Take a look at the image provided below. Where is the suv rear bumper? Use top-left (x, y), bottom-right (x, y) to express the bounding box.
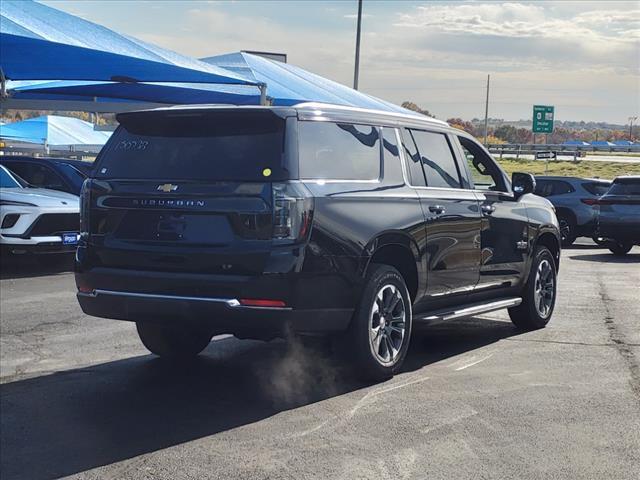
top-left (77, 288), bottom-right (353, 336)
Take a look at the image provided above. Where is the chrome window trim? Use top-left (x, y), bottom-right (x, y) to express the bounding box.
top-left (301, 179), bottom-right (382, 184)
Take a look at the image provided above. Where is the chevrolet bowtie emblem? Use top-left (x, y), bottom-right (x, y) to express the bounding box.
top-left (157, 183), bottom-right (178, 193)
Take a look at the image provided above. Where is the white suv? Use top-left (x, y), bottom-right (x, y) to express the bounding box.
top-left (0, 165), bottom-right (80, 255)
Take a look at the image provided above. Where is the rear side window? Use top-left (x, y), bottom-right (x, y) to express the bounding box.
top-left (409, 130), bottom-right (461, 189)
top-left (608, 179), bottom-right (640, 195)
top-left (56, 163), bottom-right (87, 191)
top-left (96, 111), bottom-right (287, 181)
top-left (298, 122), bottom-right (380, 180)
top-left (583, 182), bottom-right (610, 196)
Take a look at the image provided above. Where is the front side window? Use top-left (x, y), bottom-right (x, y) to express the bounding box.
top-left (537, 180), bottom-right (574, 196)
top-left (535, 180), bottom-right (554, 197)
top-left (409, 130), bottom-right (461, 189)
top-left (298, 121), bottom-right (380, 180)
top-left (457, 136), bottom-right (508, 192)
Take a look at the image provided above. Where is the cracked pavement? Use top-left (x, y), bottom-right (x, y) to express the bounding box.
top-left (1, 242), bottom-right (639, 479)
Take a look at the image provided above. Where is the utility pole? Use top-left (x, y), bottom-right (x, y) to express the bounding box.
top-left (353, 0), bottom-right (363, 90)
top-left (483, 74), bottom-right (490, 145)
top-left (630, 116), bottom-right (638, 141)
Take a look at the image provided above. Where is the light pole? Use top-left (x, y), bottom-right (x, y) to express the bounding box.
top-left (483, 74), bottom-right (490, 145)
top-left (353, 0), bottom-right (363, 90)
top-left (629, 116), bottom-right (638, 142)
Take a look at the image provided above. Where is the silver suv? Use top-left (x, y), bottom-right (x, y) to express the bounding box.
top-left (534, 176), bottom-right (611, 246)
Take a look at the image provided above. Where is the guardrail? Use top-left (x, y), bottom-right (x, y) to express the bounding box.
top-left (488, 143), bottom-right (639, 153)
top-left (487, 143), bottom-right (639, 161)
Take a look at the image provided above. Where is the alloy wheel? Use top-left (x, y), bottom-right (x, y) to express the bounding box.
top-left (533, 259), bottom-right (555, 318)
top-left (369, 284), bottom-right (406, 366)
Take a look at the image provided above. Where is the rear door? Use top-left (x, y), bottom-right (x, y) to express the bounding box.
top-left (84, 109), bottom-right (297, 275)
top-left (400, 128), bottom-right (481, 299)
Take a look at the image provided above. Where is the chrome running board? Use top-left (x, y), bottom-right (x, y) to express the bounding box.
top-left (417, 297), bottom-right (522, 322)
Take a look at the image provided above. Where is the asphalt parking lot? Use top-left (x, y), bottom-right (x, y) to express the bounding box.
top-left (1, 242), bottom-right (639, 480)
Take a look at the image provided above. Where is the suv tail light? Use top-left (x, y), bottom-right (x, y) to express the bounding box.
top-left (79, 178), bottom-right (92, 238)
top-left (272, 182), bottom-right (314, 243)
top-left (580, 198), bottom-right (598, 206)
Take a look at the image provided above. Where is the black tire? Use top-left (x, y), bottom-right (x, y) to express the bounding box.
top-left (347, 264), bottom-right (412, 382)
top-left (509, 246), bottom-right (557, 331)
top-left (557, 213), bottom-right (576, 247)
top-left (136, 322), bottom-right (212, 359)
top-left (608, 241), bottom-right (632, 256)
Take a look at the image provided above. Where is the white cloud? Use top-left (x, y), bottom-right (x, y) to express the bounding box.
top-left (82, 1), bottom-right (640, 122)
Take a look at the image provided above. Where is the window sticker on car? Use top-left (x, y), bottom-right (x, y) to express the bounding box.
top-left (262, 168), bottom-right (272, 177)
top-left (115, 139), bottom-right (149, 151)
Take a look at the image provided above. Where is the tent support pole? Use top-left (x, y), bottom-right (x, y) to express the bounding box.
top-left (259, 83), bottom-right (267, 106)
top-left (0, 69), bottom-right (7, 99)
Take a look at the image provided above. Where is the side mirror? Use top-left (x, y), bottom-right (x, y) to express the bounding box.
top-left (512, 172), bottom-right (536, 199)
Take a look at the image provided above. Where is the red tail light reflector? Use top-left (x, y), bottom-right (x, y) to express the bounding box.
top-left (239, 299), bottom-right (287, 308)
top-left (580, 198), bottom-right (598, 206)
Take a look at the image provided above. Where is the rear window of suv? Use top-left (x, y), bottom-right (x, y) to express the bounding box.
top-left (608, 179), bottom-right (640, 195)
top-left (96, 111), bottom-right (287, 181)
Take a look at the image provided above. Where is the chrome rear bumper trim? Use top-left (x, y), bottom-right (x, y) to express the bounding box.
top-left (79, 289), bottom-right (292, 310)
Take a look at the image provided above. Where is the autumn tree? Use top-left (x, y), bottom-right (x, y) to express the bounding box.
top-left (401, 102), bottom-right (435, 118)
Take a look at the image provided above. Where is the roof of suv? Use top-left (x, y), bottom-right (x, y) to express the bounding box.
top-left (613, 175), bottom-right (640, 182)
top-left (118, 102), bottom-right (450, 131)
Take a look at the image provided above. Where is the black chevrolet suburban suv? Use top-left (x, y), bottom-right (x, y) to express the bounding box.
top-left (75, 103), bottom-right (560, 380)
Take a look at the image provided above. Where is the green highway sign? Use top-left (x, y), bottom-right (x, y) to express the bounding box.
top-left (533, 105), bottom-right (554, 133)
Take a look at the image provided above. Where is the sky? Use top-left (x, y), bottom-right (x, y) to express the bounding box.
top-left (40, 0), bottom-right (640, 124)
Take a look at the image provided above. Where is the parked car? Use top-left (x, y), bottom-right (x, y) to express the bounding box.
top-left (0, 164), bottom-right (80, 256)
top-left (75, 104), bottom-right (560, 380)
top-left (534, 176), bottom-right (611, 246)
top-left (0, 156), bottom-right (92, 195)
top-left (596, 176), bottom-right (640, 255)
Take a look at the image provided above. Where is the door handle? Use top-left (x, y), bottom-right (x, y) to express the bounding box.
top-left (429, 205), bottom-right (446, 215)
top-left (481, 205), bottom-right (496, 215)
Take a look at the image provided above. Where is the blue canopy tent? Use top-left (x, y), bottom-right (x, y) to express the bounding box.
top-left (7, 80), bottom-right (261, 105)
top-left (202, 52), bottom-right (421, 116)
top-left (0, 0), bottom-right (256, 95)
top-left (0, 115), bottom-right (111, 146)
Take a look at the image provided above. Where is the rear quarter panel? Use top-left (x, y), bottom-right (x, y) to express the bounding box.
top-left (302, 181), bottom-right (426, 305)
